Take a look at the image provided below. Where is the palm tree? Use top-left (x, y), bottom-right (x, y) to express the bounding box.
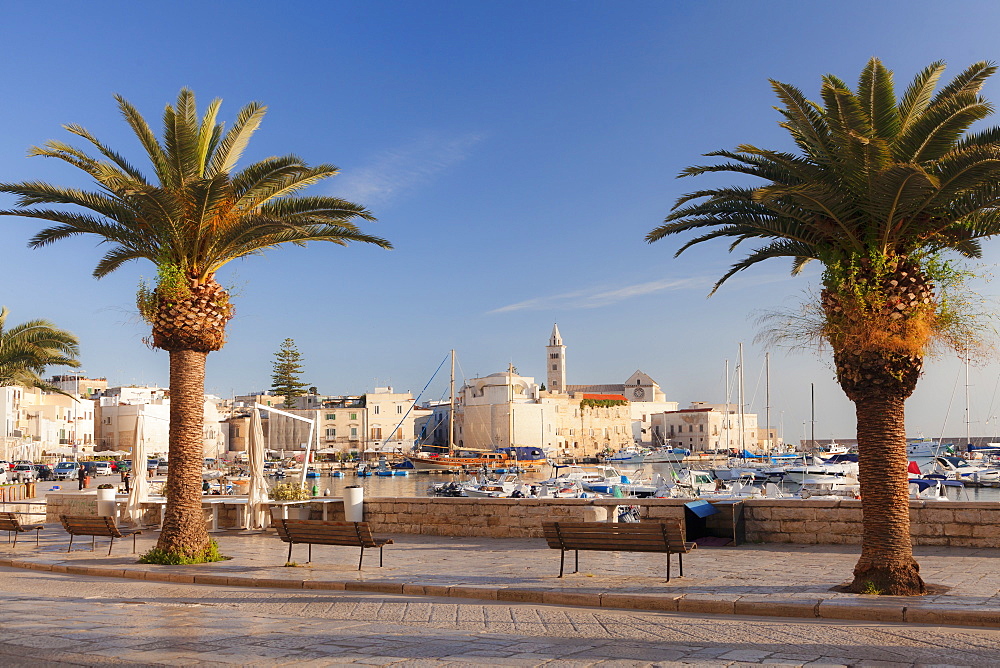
top-left (0, 307), bottom-right (80, 393)
top-left (0, 90), bottom-right (390, 559)
top-left (647, 58), bottom-right (1000, 595)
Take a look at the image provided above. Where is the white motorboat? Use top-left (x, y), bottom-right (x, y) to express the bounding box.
top-left (933, 456), bottom-right (1000, 482)
top-left (782, 456), bottom-right (858, 484)
top-left (461, 473), bottom-right (525, 498)
top-left (644, 448), bottom-right (689, 464)
top-left (907, 441), bottom-right (946, 458)
top-left (603, 448), bottom-right (645, 466)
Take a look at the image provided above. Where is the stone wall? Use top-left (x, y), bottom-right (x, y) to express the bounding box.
top-left (41, 494), bottom-right (1000, 549)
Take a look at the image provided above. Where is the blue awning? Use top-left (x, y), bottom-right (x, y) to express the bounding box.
top-left (684, 500), bottom-right (720, 518)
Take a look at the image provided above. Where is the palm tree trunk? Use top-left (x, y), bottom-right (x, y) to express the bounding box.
top-left (850, 393), bottom-right (925, 595)
top-left (156, 349), bottom-right (211, 556)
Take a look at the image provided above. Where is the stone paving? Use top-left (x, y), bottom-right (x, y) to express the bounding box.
top-left (0, 523), bottom-right (998, 629)
top-left (2, 566), bottom-right (1000, 666)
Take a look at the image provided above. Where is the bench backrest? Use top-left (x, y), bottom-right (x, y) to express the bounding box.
top-left (0, 512), bottom-right (25, 531)
top-left (541, 521), bottom-right (687, 553)
top-left (60, 515), bottom-right (123, 538)
top-left (278, 519), bottom-right (378, 547)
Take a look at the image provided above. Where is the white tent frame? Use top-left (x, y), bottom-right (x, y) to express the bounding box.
top-left (255, 403), bottom-right (315, 488)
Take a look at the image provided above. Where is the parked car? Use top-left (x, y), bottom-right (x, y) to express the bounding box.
top-left (12, 464), bottom-right (37, 481)
top-left (53, 461), bottom-right (80, 480)
top-left (157, 460), bottom-right (169, 475)
top-left (0, 461), bottom-right (12, 471)
top-left (34, 464), bottom-right (53, 481)
top-left (82, 461), bottom-right (113, 476)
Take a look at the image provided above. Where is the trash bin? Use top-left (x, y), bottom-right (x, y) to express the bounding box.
top-left (343, 485), bottom-right (364, 522)
top-left (683, 499), bottom-right (744, 546)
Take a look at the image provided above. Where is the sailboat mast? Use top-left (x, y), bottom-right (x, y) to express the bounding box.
top-left (448, 349), bottom-right (455, 453)
top-left (738, 342), bottom-right (745, 454)
top-left (724, 360), bottom-right (730, 452)
top-left (765, 352), bottom-right (771, 457)
top-left (965, 349), bottom-right (971, 449)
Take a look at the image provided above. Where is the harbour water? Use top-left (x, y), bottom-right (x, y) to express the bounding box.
top-left (269, 463), bottom-right (1000, 502)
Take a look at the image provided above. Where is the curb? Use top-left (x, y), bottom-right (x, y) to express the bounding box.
top-left (1, 557), bottom-right (997, 628)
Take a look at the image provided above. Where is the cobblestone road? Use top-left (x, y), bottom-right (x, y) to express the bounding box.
top-left (3, 567), bottom-right (999, 666)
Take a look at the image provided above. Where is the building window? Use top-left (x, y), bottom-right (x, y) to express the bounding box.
top-left (326, 428), bottom-right (336, 437)
top-left (397, 405), bottom-right (403, 414)
top-left (325, 413), bottom-right (336, 420)
top-left (371, 427), bottom-right (382, 439)
top-left (350, 413), bottom-right (358, 420)
top-left (350, 427), bottom-right (358, 437)
top-left (373, 406), bottom-right (380, 415)
top-left (699, 424), bottom-right (704, 432)
top-left (550, 353), bottom-right (558, 359)
top-left (552, 364), bottom-right (557, 370)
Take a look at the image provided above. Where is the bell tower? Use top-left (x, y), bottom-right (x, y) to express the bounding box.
top-left (546, 323), bottom-right (566, 392)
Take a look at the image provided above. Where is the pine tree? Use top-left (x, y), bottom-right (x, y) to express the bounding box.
top-left (271, 339), bottom-right (310, 408)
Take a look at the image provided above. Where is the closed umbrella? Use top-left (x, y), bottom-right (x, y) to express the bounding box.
top-left (246, 407), bottom-right (269, 530)
top-left (124, 414), bottom-right (150, 525)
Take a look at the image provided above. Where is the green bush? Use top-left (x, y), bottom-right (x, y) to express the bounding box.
top-left (268, 483), bottom-right (312, 501)
top-left (137, 540), bottom-right (228, 565)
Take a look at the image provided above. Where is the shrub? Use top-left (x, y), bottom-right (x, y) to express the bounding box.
top-left (138, 540), bottom-right (228, 565)
top-left (268, 483), bottom-right (312, 501)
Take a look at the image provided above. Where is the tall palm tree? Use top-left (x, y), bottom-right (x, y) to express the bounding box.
top-left (0, 90), bottom-right (390, 559)
top-left (647, 58), bottom-right (1000, 595)
top-left (0, 307), bottom-right (80, 393)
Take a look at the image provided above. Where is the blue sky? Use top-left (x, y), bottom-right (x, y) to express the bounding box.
top-left (2, 1), bottom-right (1000, 443)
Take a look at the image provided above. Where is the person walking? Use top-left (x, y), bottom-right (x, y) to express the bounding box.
top-left (77, 465), bottom-right (87, 490)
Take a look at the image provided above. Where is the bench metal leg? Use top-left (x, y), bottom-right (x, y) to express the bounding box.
top-left (678, 552), bottom-right (684, 578)
top-left (574, 550), bottom-right (579, 574)
top-left (666, 552), bottom-right (671, 582)
top-left (67, 534), bottom-right (74, 553)
top-left (379, 545), bottom-right (384, 567)
top-left (287, 541), bottom-right (293, 563)
top-left (108, 537), bottom-right (115, 557)
top-left (132, 534), bottom-right (138, 553)
top-left (12, 532), bottom-right (17, 548)
top-left (91, 535), bottom-right (96, 551)
top-left (307, 543), bottom-right (312, 564)
top-left (35, 529), bottom-right (40, 547)
top-left (558, 549), bottom-right (565, 577)
top-left (358, 547), bottom-right (364, 570)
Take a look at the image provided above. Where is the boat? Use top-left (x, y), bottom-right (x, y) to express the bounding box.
top-left (462, 473), bottom-right (525, 498)
top-left (907, 440), bottom-right (947, 458)
top-left (909, 477), bottom-right (966, 500)
top-left (644, 448), bottom-right (689, 464)
top-left (781, 455), bottom-right (859, 485)
top-left (603, 448), bottom-right (645, 466)
top-left (406, 447), bottom-right (515, 471)
top-left (933, 456), bottom-right (1000, 482)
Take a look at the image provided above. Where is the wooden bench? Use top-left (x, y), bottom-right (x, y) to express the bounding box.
top-left (541, 521), bottom-right (696, 581)
top-left (0, 512), bottom-right (43, 547)
top-left (276, 519), bottom-right (393, 569)
top-left (60, 515), bottom-right (142, 556)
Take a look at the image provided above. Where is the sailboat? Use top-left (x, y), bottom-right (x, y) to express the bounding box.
top-left (405, 351), bottom-right (518, 472)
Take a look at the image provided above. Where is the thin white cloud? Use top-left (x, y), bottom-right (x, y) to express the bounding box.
top-left (489, 272), bottom-right (800, 314)
top-left (334, 132), bottom-right (484, 206)
top-left (489, 277), bottom-right (711, 314)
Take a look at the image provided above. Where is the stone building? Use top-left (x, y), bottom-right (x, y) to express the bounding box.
top-left (651, 402), bottom-right (759, 453)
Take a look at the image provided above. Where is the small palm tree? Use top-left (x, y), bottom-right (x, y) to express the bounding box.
top-left (0, 307), bottom-right (80, 393)
top-left (647, 58), bottom-right (1000, 595)
top-left (0, 89), bottom-right (390, 559)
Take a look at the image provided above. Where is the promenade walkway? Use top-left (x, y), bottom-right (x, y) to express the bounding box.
top-left (0, 524), bottom-right (997, 629)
